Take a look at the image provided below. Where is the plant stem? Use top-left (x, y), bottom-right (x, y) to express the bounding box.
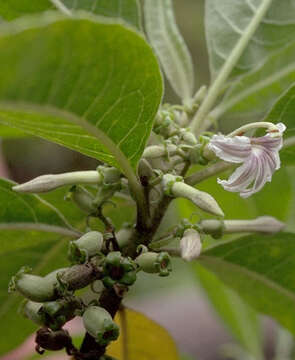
top-left (185, 161), bottom-right (233, 186)
top-left (190, 0), bottom-right (273, 134)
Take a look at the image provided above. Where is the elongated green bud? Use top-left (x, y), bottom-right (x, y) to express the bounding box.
top-left (162, 174), bottom-right (224, 217)
top-left (23, 301), bottom-right (43, 325)
top-left (135, 252), bottom-right (172, 277)
top-left (180, 229), bottom-right (202, 261)
top-left (68, 231), bottom-right (103, 263)
top-left (143, 144), bottom-right (178, 159)
top-left (70, 186), bottom-right (97, 214)
top-left (83, 306), bottom-right (119, 345)
top-left (200, 216), bottom-right (284, 235)
top-left (13, 171), bottom-right (102, 193)
top-left (9, 267), bottom-right (65, 302)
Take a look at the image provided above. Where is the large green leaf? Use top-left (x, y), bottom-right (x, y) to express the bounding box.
top-left (62, 0), bottom-right (141, 29)
top-left (0, 0), bottom-right (141, 30)
top-left (206, 0), bottom-right (295, 81)
top-left (199, 232), bottom-right (295, 334)
top-left (194, 264), bottom-right (263, 359)
top-left (144, 0), bottom-right (194, 102)
top-left (0, 14), bottom-right (162, 171)
top-left (215, 41), bottom-right (295, 122)
top-left (0, 177), bottom-right (78, 240)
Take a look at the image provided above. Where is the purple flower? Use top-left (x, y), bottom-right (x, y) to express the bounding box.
top-left (207, 123), bottom-right (286, 198)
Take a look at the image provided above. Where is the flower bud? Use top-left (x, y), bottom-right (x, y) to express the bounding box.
top-left (135, 252), bottom-right (172, 277)
top-left (162, 174), bottom-right (224, 217)
top-left (23, 301), bottom-right (43, 325)
top-left (12, 171), bottom-right (102, 193)
top-left (102, 252), bottom-right (137, 287)
top-left (143, 144), bottom-right (178, 159)
top-left (68, 231), bottom-right (103, 263)
top-left (70, 186), bottom-right (97, 214)
top-left (116, 227), bottom-right (133, 249)
top-left (9, 267), bottom-right (65, 302)
top-left (200, 216), bottom-right (285, 235)
top-left (39, 298), bottom-right (81, 331)
top-left (180, 229), bottom-right (202, 261)
top-left (82, 306), bottom-right (119, 346)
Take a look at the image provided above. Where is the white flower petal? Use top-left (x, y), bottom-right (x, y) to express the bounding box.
top-left (217, 158), bottom-right (256, 193)
top-left (208, 135), bottom-right (251, 163)
top-left (180, 229), bottom-right (202, 261)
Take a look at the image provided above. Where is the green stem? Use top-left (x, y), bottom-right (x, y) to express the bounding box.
top-left (190, 0), bottom-right (273, 134)
top-left (185, 161), bottom-right (233, 186)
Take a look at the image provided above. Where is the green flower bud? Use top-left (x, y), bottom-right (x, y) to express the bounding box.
top-left (116, 227), bottom-right (133, 249)
top-left (68, 231), bottom-right (103, 263)
top-left (102, 252), bottom-right (137, 288)
top-left (39, 298), bottom-right (80, 331)
top-left (9, 267), bottom-right (65, 302)
top-left (70, 186), bottom-right (97, 214)
top-left (23, 300), bottom-right (43, 325)
top-left (83, 306), bottom-right (119, 346)
top-left (98, 166), bottom-right (121, 185)
top-left (136, 252), bottom-right (172, 277)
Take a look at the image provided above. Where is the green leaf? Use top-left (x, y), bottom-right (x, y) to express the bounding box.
top-left (108, 308), bottom-right (179, 360)
top-left (0, 0), bottom-right (53, 20)
top-left (206, 0), bottom-right (295, 81)
top-left (193, 263), bottom-right (263, 359)
top-left (144, 0), bottom-right (194, 101)
top-left (0, 177), bottom-right (78, 241)
top-left (199, 232), bottom-right (295, 335)
top-left (0, 14), bottom-right (162, 172)
top-left (62, 0), bottom-right (142, 30)
top-left (261, 84), bottom-right (295, 166)
top-left (0, 0), bottom-right (141, 30)
top-left (215, 41), bottom-right (295, 122)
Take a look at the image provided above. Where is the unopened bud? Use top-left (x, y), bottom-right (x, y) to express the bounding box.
top-left (70, 186), bottom-right (97, 214)
top-left (13, 171), bottom-right (101, 193)
top-left (200, 216), bottom-right (284, 235)
top-left (98, 166), bottom-right (121, 184)
top-left (23, 301), bottom-right (43, 325)
top-left (162, 174), bottom-right (224, 217)
top-left (83, 306), bottom-right (119, 345)
top-left (180, 229), bottom-right (202, 261)
top-left (116, 227), bottom-right (133, 249)
top-left (9, 268), bottom-right (66, 302)
top-left (68, 231), bottom-right (103, 263)
top-left (143, 144), bottom-right (178, 159)
top-left (135, 251), bottom-right (172, 277)
top-left (39, 298), bottom-right (81, 331)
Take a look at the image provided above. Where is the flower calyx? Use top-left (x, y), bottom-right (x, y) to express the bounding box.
top-left (135, 251), bottom-right (172, 277)
top-left (68, 231), bottom-right (104, 264)
top-left (102, 251), bottom-right (137, 288)
top-left (82, 306), bottom-right (120, 346)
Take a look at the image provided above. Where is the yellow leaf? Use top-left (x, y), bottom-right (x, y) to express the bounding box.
top-left (107, 307), bottom-right (179, 360)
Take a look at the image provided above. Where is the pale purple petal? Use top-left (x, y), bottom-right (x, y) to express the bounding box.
top-left (208, 135), bottom-right (252, 163)
top-left (217, 158), bottom-right (256, 193)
